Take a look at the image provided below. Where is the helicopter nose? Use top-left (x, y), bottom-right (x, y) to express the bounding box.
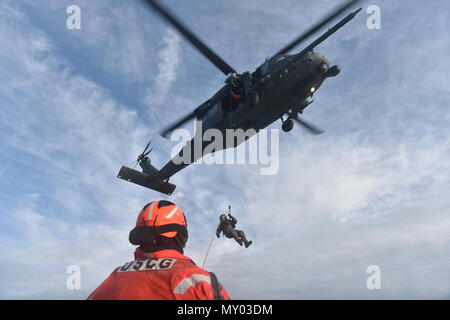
top-left (309, 53), bottom-right (330, 75)
top-left (311, 52), bottom-right (329, 65)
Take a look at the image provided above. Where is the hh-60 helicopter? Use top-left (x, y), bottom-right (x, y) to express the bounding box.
top-left (118, 0), bottom-right (363, 195)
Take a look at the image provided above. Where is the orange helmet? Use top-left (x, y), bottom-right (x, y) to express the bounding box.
top-left (129, 200), bottom-right (188, 250)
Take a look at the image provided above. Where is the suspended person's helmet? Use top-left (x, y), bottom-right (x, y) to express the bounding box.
top-left (219, 214), bottom-right (227, 221)
top-left (129, 200), bottom-right (188, 253)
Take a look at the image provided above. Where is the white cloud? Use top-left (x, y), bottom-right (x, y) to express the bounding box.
top-left (0, 3), bottom-right (161, 298)
top-left (144, 28), bottom-right (181, 106)
top-left (211, 189), bottom-right (450, 299)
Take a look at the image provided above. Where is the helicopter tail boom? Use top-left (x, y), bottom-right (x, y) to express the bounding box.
top-left (117, 166), bottom-right (176, 196)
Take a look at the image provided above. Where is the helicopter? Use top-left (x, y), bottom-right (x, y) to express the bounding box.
top-left (118, 0), bottom-right (363, 195)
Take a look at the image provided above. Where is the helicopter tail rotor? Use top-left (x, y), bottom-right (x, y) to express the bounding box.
top-left (134, 141), bottom-right (153, 168)
top-left (118, 141), bottom-right (176, 195)
top-left (139, 141), bottom-right (153, 160)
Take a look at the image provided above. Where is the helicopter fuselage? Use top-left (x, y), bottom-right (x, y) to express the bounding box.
top-left (155, 51), bottom-right (338, 181)
top-left (118, 1), bottom-right (362, 193)
top-left (202, 51), bottom-right (333, 147)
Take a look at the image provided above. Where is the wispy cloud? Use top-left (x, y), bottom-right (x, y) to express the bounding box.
top-left (0, 2), bottom-right (160, 298)
top-left (144, 28), bottom-right (180, 106)
top-left (213, 189), bottom-right (450, 299)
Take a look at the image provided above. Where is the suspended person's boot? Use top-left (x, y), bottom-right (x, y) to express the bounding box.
top-left (236, 230), bottom-right (251, 248)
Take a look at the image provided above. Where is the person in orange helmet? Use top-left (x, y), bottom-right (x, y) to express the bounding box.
top-left (87, 200), bottom-right (230, 300)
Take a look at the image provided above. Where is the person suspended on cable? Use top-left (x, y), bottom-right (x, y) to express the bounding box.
top-left (216, 207), bottom-right (252, 248)
top-left (88, 200), bottom-right (230, 300)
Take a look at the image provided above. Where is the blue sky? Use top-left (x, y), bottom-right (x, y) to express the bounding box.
top-left (0, 0), bottom-right (449, 299)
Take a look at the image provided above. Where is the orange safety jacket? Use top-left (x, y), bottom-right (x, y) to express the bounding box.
top-left (232, 93), bottom-right (245, 107)
top-left (87, 248), bottom-right (230, 300)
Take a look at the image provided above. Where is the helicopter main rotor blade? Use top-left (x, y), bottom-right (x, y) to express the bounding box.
top-left (136, 141), bottom-right (153, 164)
top-left (293, 117), bottom-right (324, 135)
top-left (160, 111), bottom-right (197, 138)
top-left (160, 101), bottom-right (214, 138)
top-left (141, 0), bottom-right (236, 75)
top-left (287, 111), bottom-right (324, 135)
top-left (273, 0), bottom-right (362, 56)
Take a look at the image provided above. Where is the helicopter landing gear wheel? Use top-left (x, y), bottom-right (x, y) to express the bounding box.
top-left (282, 118), bottom-right (294, 132)
top-left (248, 91), bottom-right (259, 106)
